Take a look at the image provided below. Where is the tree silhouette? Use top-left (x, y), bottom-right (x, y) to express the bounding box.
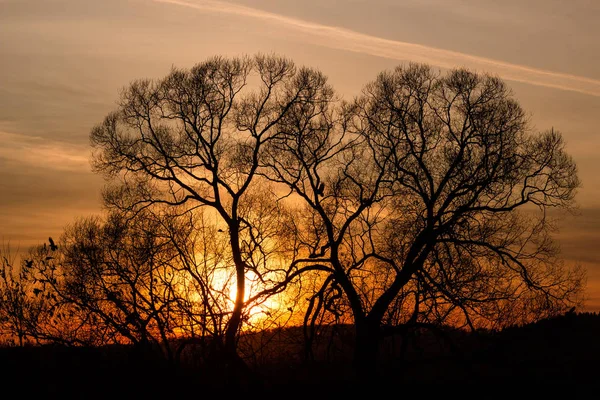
top-left (87, 54), bottom-right (584, 379)
top-left (262, 62), bottom-right (584, 375)
top-left (0, 247), bottom-right (41, 346)
top-left (90, 54), bottom-right (322, 370)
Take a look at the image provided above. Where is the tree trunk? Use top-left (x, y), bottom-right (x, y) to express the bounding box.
top-left (222, 225), bottom-right (254, 383)
top-left (353, 318), bottom-right (381, 381)
top-left (224, 223), bottom-right (245, 357)
top-left (224, 261), bottom-right (244, 357)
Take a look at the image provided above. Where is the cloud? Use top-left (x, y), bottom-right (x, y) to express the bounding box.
top-left (0, 131), bottom-right (90, 172)
top-left (153, 0), bottom-right (600, 97)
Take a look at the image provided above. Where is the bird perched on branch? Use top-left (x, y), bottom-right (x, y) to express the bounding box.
top-left (316, 182), bottom-right (325, 196)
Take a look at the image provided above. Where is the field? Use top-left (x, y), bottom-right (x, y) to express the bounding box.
top-left (2, 312), bottom-right (599, 397)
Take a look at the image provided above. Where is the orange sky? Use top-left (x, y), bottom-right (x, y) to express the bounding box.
top-left (1, 0), bottom-right (599, 311)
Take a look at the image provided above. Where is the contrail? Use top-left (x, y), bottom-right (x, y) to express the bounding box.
top-left (153, 0), bottom-right (600, 97)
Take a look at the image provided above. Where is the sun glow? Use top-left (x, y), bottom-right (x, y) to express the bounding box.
top-left (231, 270), bottom-right (288, 327)
top-left (176, 257), bottom-right (291, 335)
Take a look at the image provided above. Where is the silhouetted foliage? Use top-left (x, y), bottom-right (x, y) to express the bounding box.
top-left (0, 246), bottom-right (45, 346)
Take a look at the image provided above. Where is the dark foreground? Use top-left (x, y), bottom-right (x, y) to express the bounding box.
top-left (2, 312), bottom-right (600, 397)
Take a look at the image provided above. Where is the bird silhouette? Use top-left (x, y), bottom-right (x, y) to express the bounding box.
top-left (48, 237), bottom-right (58, 251)
top-left (316, 182), bottom-right (325, 196)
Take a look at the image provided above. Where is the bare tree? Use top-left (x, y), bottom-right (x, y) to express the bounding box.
top-left (263, 63), bottom-right (585, 374)
top-left (21, 213), bottom-right (177, 355)
top-left (90, 54), bottom-right (327, 368)
top-left (0, 246), bottom-right (46, 346)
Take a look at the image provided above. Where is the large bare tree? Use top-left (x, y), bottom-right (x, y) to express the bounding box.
top-left (90, 54), bottom-right (324, 367)
top-left (262, 63), bottom-right (585, 374)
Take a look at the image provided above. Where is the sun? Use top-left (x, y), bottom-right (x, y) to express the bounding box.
top-left (229, 271), bottom-right (286, 326)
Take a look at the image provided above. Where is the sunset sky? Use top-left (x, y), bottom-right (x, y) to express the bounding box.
top-left (1, 0), bottom-right (599, 310)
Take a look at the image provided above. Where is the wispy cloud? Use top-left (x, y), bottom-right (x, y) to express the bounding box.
top-left (153, 0), bottom-right (600, 97)
top-left (0, 131), bottom-right (90, 172)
